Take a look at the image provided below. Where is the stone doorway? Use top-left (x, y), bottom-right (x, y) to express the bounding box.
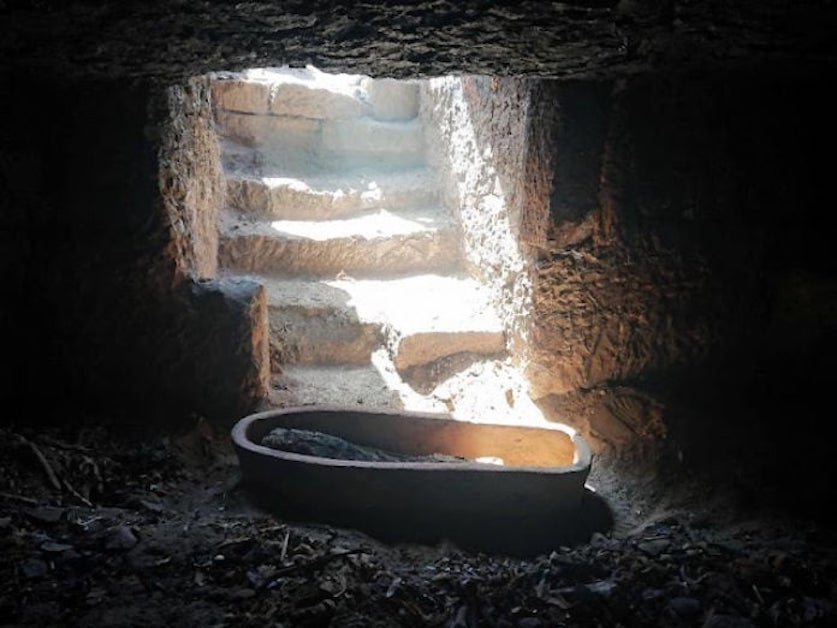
top-left (208, 66), bottom-right (546, 426)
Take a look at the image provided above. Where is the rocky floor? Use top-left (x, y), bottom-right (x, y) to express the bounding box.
top-left (1, 413), bottom-right (835, 627)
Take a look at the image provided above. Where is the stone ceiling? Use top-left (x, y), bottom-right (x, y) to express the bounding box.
top-left (2, 1), bottom-right (836, 84)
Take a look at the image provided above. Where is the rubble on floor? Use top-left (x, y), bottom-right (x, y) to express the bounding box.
top-left (1, 418), bottom-right (835, 627)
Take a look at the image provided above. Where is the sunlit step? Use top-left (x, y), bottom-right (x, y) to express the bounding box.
top-left (268, 354), bottom-right (539, 428)
top-left (211, 72), bottom-right (369, 118)
top-left (268, 363), bottom-right (421, 411)
top-left (319, 117), bottom-right (425, 166)
top-left (224, 167), bottom-right (441, 220)
top-left (218, 207), bottom-right (460, 277)
top-left (236, 273), bottom-right (506, 370)
top-left (260, 280), bottom-right (384, 369)
top-left (215, 112), bottom-right (426, 171)
top-left (210, 67), bottom-right (419, 122)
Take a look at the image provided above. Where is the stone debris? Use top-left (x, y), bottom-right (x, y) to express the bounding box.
top-left (21, 558), bottom-right (48, 580)
top-left (1, 421), bottom-right (835, 627)
top-left (104, 525), bottom-right (139, 551)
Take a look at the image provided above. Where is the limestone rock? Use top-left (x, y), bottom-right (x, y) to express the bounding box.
top-left (210, 79), bottom-right (271, 115)
top-left (365, 78), bottom-right (420, 121)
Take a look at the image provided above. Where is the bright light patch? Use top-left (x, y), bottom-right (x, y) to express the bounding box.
top-left (224, 66), bottom-right (582, 440)
top-left (475, 456), bottom-right (505, 466)
top-left (243, 65), bottom-right (367, 98)
top-left (261, 177), bottom-right (312, 190)
top-left (269, 210), bottom-right (432, 241)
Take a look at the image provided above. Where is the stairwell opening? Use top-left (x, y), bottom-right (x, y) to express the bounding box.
top-left (202, 66), bottom-right (553, 430)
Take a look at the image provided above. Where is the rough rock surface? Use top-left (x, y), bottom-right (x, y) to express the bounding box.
top-left (3, 2), bottom-right (835, 82)
top-left (158, 76), bottom-right (224, 279)
top-left (177, 277), bottom-right (271, 418)
top-left (523, 75), bottom-right (837, 402)
top-left (218, 209), bottom-right (460, 277)
top-left (422, 76), bottom-right (537, 362)
top-left (0, 76), bottom-right (271, 421)
top-left (528, 242), bottom-right (714, 397)
top-left (224, 169), bottom-right (440, 220)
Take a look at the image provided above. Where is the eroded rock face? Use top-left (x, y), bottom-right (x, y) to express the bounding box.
top-left (179, 277), bottom-right (270, 419)
top-left (422, 76), bottom-right (537, 361)
top-left (522, 75), bottom-right (837, 403)
top-left (538, 386), bottom-right (667, 452)
top-left (0, 75), bottom-right (272, 422)
top-left (528, 242), bottom-right (716, 398)
top-left (423, 76), bottom-right (728, 403)
top-left (159, 76), bottom-right (224, 279)
top-left (2, 1), bottom-right (834, 82)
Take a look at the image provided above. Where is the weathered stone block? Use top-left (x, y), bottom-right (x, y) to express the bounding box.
top-left (210, 78), bottom-right (271, 114)
top-left (218, 209), bottom-right (460, 277)
top-left (268, 306), bottom-right (382, 368)
top-left (391, 330), bottom-right (506, 371)
top-left (214, 110), bottom-right (320, 150)
top-left (270, 83), bottom-right (369, 119)
top-left (183, 277), bottom-right (270, 420)
top-left (225, 169), bottom-right (440, 219)
top-left (319, 117), bottom-right (424, 166)
top-left (365, 78), bottom-right (420, 121)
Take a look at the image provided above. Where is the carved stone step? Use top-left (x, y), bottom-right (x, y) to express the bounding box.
top-left (218, 207), bottom-right (461, 278)
top-left (224, 165), bottom-right (440, 220)
top-left (246, 273), bottom-right (505, 370)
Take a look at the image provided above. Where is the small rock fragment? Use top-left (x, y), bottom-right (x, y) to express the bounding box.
top-left (702, 615), bottom-right (755, 628)
top-left (138, 498), bottom-right (165, 513)
top-left (40, 541), bottom-right (74, 553)
top-left (22, 558), bottom-right (48, 579)
top-left (228, 588), bottom-right (255, 600)
top-left (105, 526), bottom-right (138, 551)
top-left (585, 580), bottom-right (616, 597)
top-left (669, 596), bottom-right (701, 617)
top-left (25, 506), bottom-right (64, 524)
top-left (638, 538), bottom-right (671, 556)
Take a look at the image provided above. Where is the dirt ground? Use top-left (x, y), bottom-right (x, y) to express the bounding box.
top-left (1, 408), bottom-right (835, 628)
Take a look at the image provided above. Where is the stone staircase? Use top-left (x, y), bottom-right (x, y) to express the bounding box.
top-left (209, 67), bottom-right (511, 414)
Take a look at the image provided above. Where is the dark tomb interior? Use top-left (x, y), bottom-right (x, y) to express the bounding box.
top-left (2, 2), bottom-right (836, 626)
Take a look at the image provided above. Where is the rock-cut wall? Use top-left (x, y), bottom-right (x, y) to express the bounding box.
top-left (158, 77), bottom-right (224, 279)
top-left (525, 72), bottom-right (837, 451)
top-left (528, 73), bottom-right (837, 401)
top-left (422, 71), bottom-right (837, 453)
top-left (0, 74), bottom-right (269, 424)
top-left (421, 76), bottom-right (544, 363)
